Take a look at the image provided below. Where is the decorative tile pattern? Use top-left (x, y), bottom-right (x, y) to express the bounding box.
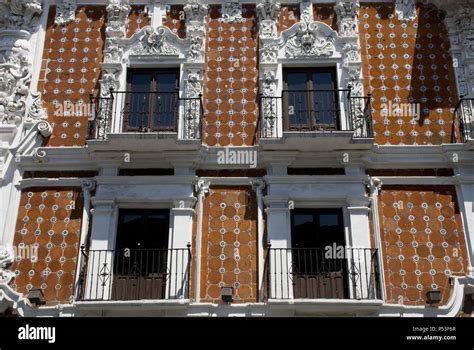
top-left (313, 4), bottom-right (337, 30)
top-left (164, 5), bottom-right (186, 39)
top-left (9, 188), bottom-right (84, 305)
top-left (127, 5), bottom-right (150, 37)
top-left (359, 3), bottom-right (458, 145)
top-left (379, 186), bottom-right (467, 305)
top-left (279, 4), bottom-right (300, 32)
top-left (203, 5), bottom-right (258, 146)
top-left (201, 187), bottom-right (257, 303)
top-left (39, 6), bottom-right (106, 147)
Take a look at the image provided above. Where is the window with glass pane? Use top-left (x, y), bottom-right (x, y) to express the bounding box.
top-left (124, 69), bottom-right (179, 132)
top-left (283, 68), bottom-right (339, 131)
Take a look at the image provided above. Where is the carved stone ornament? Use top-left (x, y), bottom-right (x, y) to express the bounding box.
top-left (55, 0), bottom-right (76, 25)
top-left (0, 0), bottom-right (43, 30)
top-left (334, 0), bottom-right (360, 37)
top-left (394, 0), bottom-right (417, 22)
top-left (106, 0), bottom-right (130, 37)
top-left (184, 0), bottom-right (208, 22)
top-left (129, 26), bottom-right (180, 56)
top-left (284, 22), bottom-right (335, 58)
top-left (0, 32), bottom-right (32, 124)
top-left (103, 38), bottom-right (124, 64)
top-left (256, 0), bottom-right (281, 21)
top-left (187, 35), bottom-right (204, 62)
top-left (261, 71), bottom-right (277, 96)
top-left (222, 0), bottom-right (244, 23)
top-left (300, 0), bottom-right (313, 24)
top-left (185, 70), bottom-right (202, 98)
top-left (26, 90), bottom-right (46, 122)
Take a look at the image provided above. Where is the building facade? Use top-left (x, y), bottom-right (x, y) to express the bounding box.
top-left (0, 0), bottom-right (473, 317)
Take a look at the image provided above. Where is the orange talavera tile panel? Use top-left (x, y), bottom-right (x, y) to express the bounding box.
top-left (359, 3), bottom-right (458, 145)
top-left (203, 5), bottom-right (259, 147)
top-left (200, 187), bottom-right (258, 303)
top-left (378, 186), bottom-right (467, 306)
top-left (279, 4), bottom-right (300, 32)
top-left (9, 188), bottom-right (84, 305)
top-left (40, 6), bottom-right (106, 147)
top-left (164, 5), bottom-right (186, 39)
top-left (313, 4), bottom-right (337, 31)
top-left (127, 5), bottom-right (150, 37)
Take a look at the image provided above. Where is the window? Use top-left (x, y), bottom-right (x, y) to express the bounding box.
top-left (290, 208), bottom-right (348, 299)
top-left (283, 68), bottom-right (339, 131)
top-left (112, 209), bottom-right (170, 300)
top-left (124, 69), bottom-right (179, 132)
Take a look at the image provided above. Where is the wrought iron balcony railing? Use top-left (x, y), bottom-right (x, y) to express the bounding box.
top-left (259, 89), bottom-right (373, 139)
top-left (266, 247), bottom-right (381, 300)
top-left (87, 90), bottom-right (203, 140)
top-left (77, 247), bottom-right (191, 301)
top-left (452, 97), bottom-right (474, 143)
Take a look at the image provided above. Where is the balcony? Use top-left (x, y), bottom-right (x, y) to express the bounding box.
top-left (78, 248), bottom-right (191, 302)
top-left (266, 247), bottom-right (381, 301)
top-left (452, 97), bottom-right (474, 143)
top-left (87, 90), bottom-right (203, 145)
top-left (259, 89), bottom-right (374, 151)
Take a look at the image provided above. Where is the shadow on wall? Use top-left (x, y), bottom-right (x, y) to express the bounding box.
top-left (361, 3), bottom-right (459, 145)
top-left (410, 3), bottom-right (459, 145)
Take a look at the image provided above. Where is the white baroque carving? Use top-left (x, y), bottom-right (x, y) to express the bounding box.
top-left (183, 70), bottom-right (203, 139)
top-left (222, 0), bottom-right (244, 23)
top-left (343, 43), bottom-right (361, 67)
top-left (103, 38), bottom-right (123, 64)
top-left (184, 0), bottom-right (208, 23)
top-left (334, 0), bottom-right (360, 37)
top-left (130, 26), bottom-right (180, 56)
top-left (0, 32), bottom-right (32, 124)
top-left (394, 0), bottom-right (417, 22)
top-left (26, 90), bottom-right (46, 122)
top-left (185, 71), bottom-right (202, 98)
top-left (284, 22), bottom-right (335, 58)
top-left (256, 0), bottom-right (281, 21)
top-left (300, 0), bottom-right (313, 24)
top-left (106, 0), bottom-right (130, 37)
top-left (0, 246), bottom-right (15, 290)
top-left (260, 70), bottom-right (278, 138)
top-left (37, 119), bottom-right (52, 137)
top-left (260, 44), bottom-right (278, 63)
top-left (261, 71), bottom-right (277, 97)
top-left (187, 35), bottom-right (204, 62)
top-left (0, 0), bottom-right (43, 29)
top-left (55, 0), bottom-right (76, 25)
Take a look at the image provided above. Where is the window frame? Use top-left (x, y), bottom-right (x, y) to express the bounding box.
top-left (123, 68), bottom-right (180, 132)
top-left (282, 67), bottom-right (339, 131)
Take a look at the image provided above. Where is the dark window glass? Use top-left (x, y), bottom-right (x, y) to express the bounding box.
top-left (112, 209), bottom-right (170, 300)
top-left (284, 68), bottom-right (338, 131)
top-left (125, 69), bottom-right (179, 131)
top-left (290, 208), bottom-right (348, 299)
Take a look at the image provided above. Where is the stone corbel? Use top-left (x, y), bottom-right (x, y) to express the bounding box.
top-left (9, 120), bottom-right (52, 160)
